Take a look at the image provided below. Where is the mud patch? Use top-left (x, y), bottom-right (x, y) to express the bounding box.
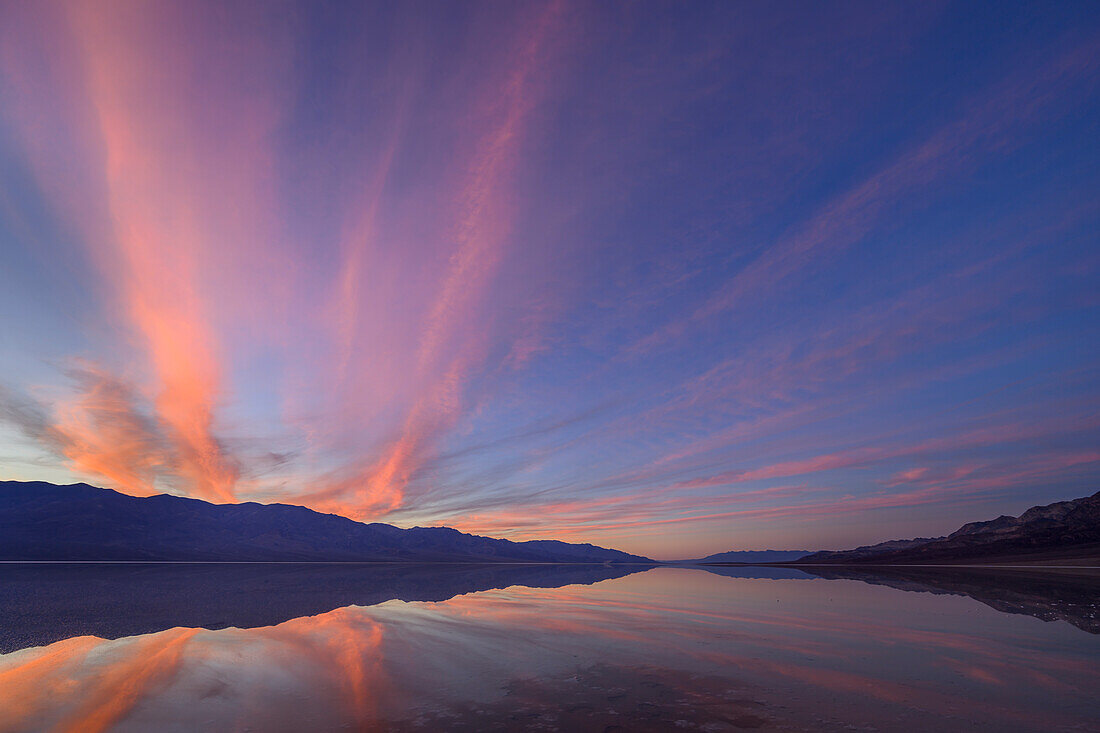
top-left (392, 663), bottom-right (789, 732)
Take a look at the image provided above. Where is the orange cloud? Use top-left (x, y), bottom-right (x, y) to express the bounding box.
top-left (296, 2), bottom-right (566, 519)
top-left (47, 363), bottom-right (169, 496)
top-left (0, 3), bottom-right (294, 502)
top-left (66, 3), bottom-right (251, 501)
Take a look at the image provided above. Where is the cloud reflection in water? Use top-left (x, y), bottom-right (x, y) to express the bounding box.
top-left (0, 567), bottom-right (1097, 732)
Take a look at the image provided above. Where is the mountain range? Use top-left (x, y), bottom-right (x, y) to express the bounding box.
top-left (0, 481), bottom-right (653, 563)
top-left (4, 480), bottom-right (1098, 566)
top-left (798, 490), bottom-right (1100, 565)
top-left (680, 549), bottom-right (814, 564)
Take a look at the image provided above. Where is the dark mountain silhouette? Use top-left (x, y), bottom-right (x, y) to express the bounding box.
top-left (0, 561), bottom-right (650, 653)
top-left (798, 491), bottom-right (1100, 565)
top-left (0, 481), bottom-right (653, 563)
top-left (678, 549), bottom-right (815, 564)
top-left (794, 536), bottom-right (948, 562)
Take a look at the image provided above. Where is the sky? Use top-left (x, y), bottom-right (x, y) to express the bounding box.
top-left (0, 1), bottom-right (1097, 560)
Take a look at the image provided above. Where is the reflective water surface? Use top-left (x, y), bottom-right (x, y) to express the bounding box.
top-left (0, 564), bottom-right (1097, 732)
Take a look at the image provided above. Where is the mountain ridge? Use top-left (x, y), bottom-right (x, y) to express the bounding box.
top-left (0, 481), bottom-right (654, 563)
top-left (679, 549), bottom-right (815, 564)
top-left (797, 490), bottom-right (1100, 565)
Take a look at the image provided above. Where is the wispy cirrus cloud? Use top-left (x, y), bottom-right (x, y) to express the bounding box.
top-left (0, 363), bottom-right (169, 495)
top-left (627, 33), bottom-right (1100, 355)
top-left (292, 2), bottom-right (568, 519)
top-left (0, 3), bottom-right (1096, 556)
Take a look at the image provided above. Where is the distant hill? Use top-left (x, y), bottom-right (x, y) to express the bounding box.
top-left (798, 491), bottom-right (1100, 565)
top-left (794, 537), bottom-right (948, 563)
top-left (680, 550), bottom-right (814, 564)
top-left (0, 481), bottom-right (654, 563)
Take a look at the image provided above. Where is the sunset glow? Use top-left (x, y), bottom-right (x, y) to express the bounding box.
top-left (0, 1), bottom-right (1097, 558)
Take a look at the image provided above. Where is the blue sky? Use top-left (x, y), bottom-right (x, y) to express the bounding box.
top-left (0, 1), bottom-right (1097, 558)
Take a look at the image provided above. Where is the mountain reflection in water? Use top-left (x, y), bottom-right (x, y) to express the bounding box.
top-left (0, 565), bottom-right (1097, 732)
top-left (796, 565), bottom-right (1100, 635)
top-left (0, 562), bottom-right (644, 653)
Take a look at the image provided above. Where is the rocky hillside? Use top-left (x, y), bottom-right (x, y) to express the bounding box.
top-left (798, 491), bottom-right (1100, 565)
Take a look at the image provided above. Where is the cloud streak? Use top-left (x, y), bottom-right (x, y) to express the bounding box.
top-left (0, 3), bottom-right (1096, 555)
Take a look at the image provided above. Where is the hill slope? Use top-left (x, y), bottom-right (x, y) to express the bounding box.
top-left (798, 491), bottom-right (1100, 565)
top-left (680, 550), bottom-right (814, 564)
top-left (0, 481), bottom-right (653, 563)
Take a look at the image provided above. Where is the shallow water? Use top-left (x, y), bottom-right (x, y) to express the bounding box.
top-left (0, 564), bottom-right (1097, 732)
